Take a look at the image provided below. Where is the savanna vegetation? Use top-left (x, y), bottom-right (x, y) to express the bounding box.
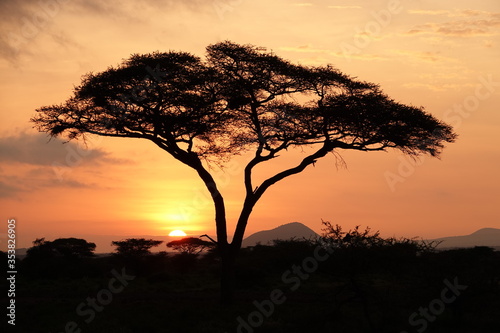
top-left (32, 41), bottom-right (456, 303)
top-left (6, 222), bottom-right (500, 333)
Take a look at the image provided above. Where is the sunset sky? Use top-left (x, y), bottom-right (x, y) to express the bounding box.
top-left (1, 0), bottom-right (499, 251)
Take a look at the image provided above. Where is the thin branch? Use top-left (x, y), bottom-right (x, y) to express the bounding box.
top-left (200, 234), bottom-right (218, 244)
top-left (254, 141), bottom-right (335, 201)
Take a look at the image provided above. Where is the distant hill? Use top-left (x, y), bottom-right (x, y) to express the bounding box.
top-left (432, 228), bottom-right (500, 249)
top-left (10, 227), bottom-right (498, 255)
top-left (242, 222), bottom-right (319, 247)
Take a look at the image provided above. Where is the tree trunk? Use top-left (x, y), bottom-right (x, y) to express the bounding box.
top-left (217, 195), bottom-right (257, 305)
top-left (220, 244), bottom-right (237, 305)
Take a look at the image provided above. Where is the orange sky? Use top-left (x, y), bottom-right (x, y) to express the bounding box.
top-left (1, 0), bottom-right (499, 251)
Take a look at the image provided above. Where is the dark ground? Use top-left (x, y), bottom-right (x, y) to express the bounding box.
top-left (3, 240), bottom-right (500, 333)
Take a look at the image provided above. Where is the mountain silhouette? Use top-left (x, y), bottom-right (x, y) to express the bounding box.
top-left (242, 222), bottom-right (319, 247)
top-left (432, 227), bottom-right (500, 249)
top-left (12, 227), bottom-right (498, 255)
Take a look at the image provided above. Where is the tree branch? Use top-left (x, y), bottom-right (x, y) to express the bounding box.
top-left (200, 234), bottom-right (218, 244)
top-left (254, 141), bottom-right (335, 201)
top-left (231, 140), bottom-right (337, 249)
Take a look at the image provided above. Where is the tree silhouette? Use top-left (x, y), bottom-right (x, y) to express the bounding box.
top-left (32, 41), bottom-right (456, 303)
top-left (26, 237), bottom-right (96, 259)
top-left (23, 238), bottom-right (96, 278)
top-left (111, 238), bottom-right (163, 256)
top-left (167, 237), bottom-right (215, 255)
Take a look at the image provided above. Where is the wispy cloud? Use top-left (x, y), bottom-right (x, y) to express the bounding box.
top-left (392, 50), bottom-right (459, 63)
top-left (0, 0), bottom-right (210, 64)
top-left (327, 5), bottom-right (362, 9)
top-left (402, 82), bottom-right (476, 92)
top-left (0, 180), bottom-right (22, 198)
top-left (0, 132), bottom-right (123, 199)
top-left (406, 9), bottom-right (500, 37)
top-left (408, 9), bottom-right (499, 18)
top-left (407, 10), bottom-right (450, 16)
top-left (0, 167), bottom-right (100, 200)
top-left (280, 45), bottom-right (328, 53)
top-left (0, 132), bottom-right (119, 166)
top-left (281, 44), bottom-right (387, 62)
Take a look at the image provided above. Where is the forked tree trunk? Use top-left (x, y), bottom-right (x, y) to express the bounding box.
top-left (218, 201), bottom-right (254, 304)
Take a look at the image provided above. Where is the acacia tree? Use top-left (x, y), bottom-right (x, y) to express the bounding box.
top-left (111, 238), bottom-right (163, 256)
top-left (26, 237), bottom-right (96, 259)
top-left (32, 41), bottom-right (456, 303)
top-left (167, 237), bottom-right (215, 255)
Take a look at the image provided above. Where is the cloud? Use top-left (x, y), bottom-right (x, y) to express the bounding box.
top-left (408, 9), bottom-right (499, 18)
top-left (0, 0), bottom-right (210, 64)
top-left (0, 180), bottom-right (22, 198)
top-left (327, 5), bottom-right (362, 9)
top-left (280, 45), bottom-right (328, 53)
top-left (406, 9), bottom-right (500, 37)
top-left (402, 82), bottom-right (476, 92)
top-left (280, 44), bottom-right (387, 62)
top-left (397, 50), bottom-right (458, 63)
top-left (0, 132), bottom-right (123, 199)
top-left (0, 132), bottom-right (120, 167)
top-left (0, 168), bottom-right (99, 200)
top-left (407, 10), bottom-right (450, 16)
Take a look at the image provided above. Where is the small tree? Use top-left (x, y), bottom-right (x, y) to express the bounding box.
top-left (25, 238), bottom-right (53, 259)
top-left (32, 41), bottom-right (456, 303)
top-left (25, 237), bottom-right (96, 259)
top-left (111, 238), bottom-right (163, 256)
top-left (167, 237), bottom-right (215, 255)
top-left (51, 238), bottom-right (96, 258)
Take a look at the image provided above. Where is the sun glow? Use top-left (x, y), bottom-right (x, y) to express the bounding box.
top-left (169, 230), bottom-right (187, 237)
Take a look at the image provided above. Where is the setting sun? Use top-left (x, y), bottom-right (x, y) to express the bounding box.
top-left (169, 230), bottom-right (187, 237)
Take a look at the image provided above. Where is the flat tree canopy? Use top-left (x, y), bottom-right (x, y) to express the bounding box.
top-left (32, 41), bottom-right (456, 302)
top-left (167, 237), bottom-right (216, 255)
top-left (26, 237), bottom-right (96, 259)
top-left (112, 238), bottom-right (163, 256)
